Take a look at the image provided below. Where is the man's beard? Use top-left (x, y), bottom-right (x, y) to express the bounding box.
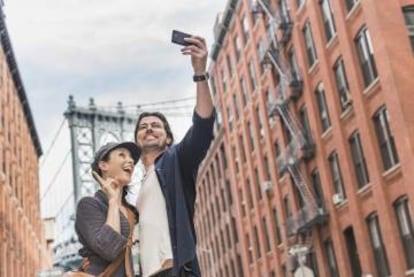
top-left (141, 141), bottom-right (168, 153)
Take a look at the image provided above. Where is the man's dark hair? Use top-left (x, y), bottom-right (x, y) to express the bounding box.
top-left (134, 111), bottom-right (174, 146)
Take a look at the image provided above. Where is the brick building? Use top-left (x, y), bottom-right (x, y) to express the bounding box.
top-left (0, 6), bottom-right (47, 277)
top-left (194, 0), bottom-right (414, 276)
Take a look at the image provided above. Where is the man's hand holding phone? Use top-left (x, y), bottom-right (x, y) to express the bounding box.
top-left (171, 30), bottom-right (208, 75)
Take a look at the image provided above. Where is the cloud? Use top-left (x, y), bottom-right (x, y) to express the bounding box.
top-left (3, 0), bottom-right (225, 217)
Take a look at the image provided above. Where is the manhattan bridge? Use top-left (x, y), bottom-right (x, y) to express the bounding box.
top-left (46, 95), bottom-right (193, 273)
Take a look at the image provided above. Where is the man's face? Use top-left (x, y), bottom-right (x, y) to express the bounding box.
top-left (136, 116), bottom-right (171, 152)
top-left (99, 147), bottom-right (135, 186)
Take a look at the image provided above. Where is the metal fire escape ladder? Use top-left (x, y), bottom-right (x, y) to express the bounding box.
top-left (253, 0), bottom-right (326, 240)
top-left (287, 160), bottom-right (318, 211)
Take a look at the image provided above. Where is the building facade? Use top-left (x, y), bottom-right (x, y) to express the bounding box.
top-left (0, 6), bottom-right (47, 277)
top-left (195, 0), bottom-right (414, 276)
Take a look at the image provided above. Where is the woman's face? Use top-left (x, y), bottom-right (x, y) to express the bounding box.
top-left (99, 147), bottom-right (135, 186)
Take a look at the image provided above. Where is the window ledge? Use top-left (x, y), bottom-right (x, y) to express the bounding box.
top-left (326, 34), bottom-right (338, 50)
top-left (406, 269), bottom-right (414, 276)
top-left (382, 163), bottom-right (402, 183)
top-left (340, 104), bottom-right (354, 121)
top-left (356, 183), bottom-right (373, 199)
top-left (308, 60), bottom-right (320, 75)
top-left (296, 1), bottom-right (306, 16)
top-left (362, 77), bottom-right (381, 99)
top-left (321, 126), bottom-right (333, 140)
top-left (345, 0), bottom-right (362, 21)
top-left (334, 198), bottom-right (349, 209)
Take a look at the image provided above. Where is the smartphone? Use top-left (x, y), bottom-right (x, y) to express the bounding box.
top-left (171, 30), bottom-right (192, 46)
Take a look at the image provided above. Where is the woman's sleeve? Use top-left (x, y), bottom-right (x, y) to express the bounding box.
top-left (75, 197), bottom-right (127, 262)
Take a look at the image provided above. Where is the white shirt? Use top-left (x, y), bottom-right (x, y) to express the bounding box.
top-left (134, 165), bottom-right (173, 277)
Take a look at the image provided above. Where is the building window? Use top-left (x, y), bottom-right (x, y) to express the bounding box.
top-left (373, 106), bottom-right (399, 170)
top-left (242, 15), bottom-right (250, 44)
top-left (288, 47), bottom-right (301, 81)
top-left (320, 0), bottom-right (336, 42)
top-left (264, 155), bottom-right (271, 181)
top-left (246, 178), bottom-right (254, 210)
top-left (246, 233), bottom-right (253, 263)
top-left (324, 239), bottom-right (339, 277)
top-left (302, 21), bottom-right (318, 67)
top-left (299, 106), bottom-right (313, 143)
top-left (262, 217), bottom-right (272, 252)
top-left (248, 121), bottom-right (255, 151)
top-left (311, 168), bottom-right (325, 209)
top-left (257, 39), bottom-right (266, 74)
top-left (272, 208), bottom-right (282, 244)
top-left (226, 105), bottom-right (233, 130)
top-left (349, 131), bottom-right (370, 188)
top-left (240, 76), bottom-right (248, 106)
top-left (239, 135), bottom-right (246, 163)
top-left (256, 107), bottom-right (264, 138)
top-left (248, 59), bottom-right (257, 91)
top-left (226, 54), bottom-right (234, 76)
top-left (345, 0), bottom-right (359, 12)
top-left (236, 254), bottom-right (244, 276)
top-left (234, 36), bottom-right (242, 62)
top-left (367, 214), bottom-right (391, 276)
top-left (394, 196), bottom-right (414, 269)
top-left (328, 151), bottom-right (346, 198)
top-left (221, 69), bottom-right (228, 94)
top-left (280, 0), bottom-right (291, 22)
top-left (253, 226), bottom-right (262, 258)
top-left (403, 6), bottom-right (414, 51)
top-left (355, 27), bottom-right (378, 87)
top-left (344, 227), bottom-right (362, 276)
top-left (284, 196), bottom-right (292, 217)
top-left (233, 93), bottom-right (240, 118)
top-left (315, 83), bottom-right (331, 132)
top-left (333, 58), bottom-right (351, 111)
top-left (255, 167), bottom-right (262, 200)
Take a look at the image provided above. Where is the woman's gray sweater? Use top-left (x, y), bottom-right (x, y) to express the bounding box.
top-left (75, 190), bottom-right (134, 277)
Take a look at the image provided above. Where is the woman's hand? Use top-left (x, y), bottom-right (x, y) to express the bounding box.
top-left (92, 171), bottom-right (122, 203)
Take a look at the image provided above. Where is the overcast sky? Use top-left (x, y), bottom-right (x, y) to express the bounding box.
top-left (4, 0), bottom-right (225, 218)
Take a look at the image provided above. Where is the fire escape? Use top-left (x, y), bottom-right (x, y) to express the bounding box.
top-left (251, 0), bottom-right (328, 255)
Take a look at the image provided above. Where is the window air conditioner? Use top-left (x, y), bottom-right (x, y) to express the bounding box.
top-left (332, 193), bottom-right (344, 205)
top-left (261, 181), bottom-right (273, 193)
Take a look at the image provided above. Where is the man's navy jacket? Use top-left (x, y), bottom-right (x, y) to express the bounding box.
top-left (154, 110), bottom-right (215, 276)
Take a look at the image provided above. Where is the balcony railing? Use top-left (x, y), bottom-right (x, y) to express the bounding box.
top-left (286, 204), bottom-right (329, 236)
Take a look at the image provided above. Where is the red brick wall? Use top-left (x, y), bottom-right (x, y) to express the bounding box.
top-left (195, 0), bottom-right (414, 276)
top-left (0, 43), bottom-right (46, 276)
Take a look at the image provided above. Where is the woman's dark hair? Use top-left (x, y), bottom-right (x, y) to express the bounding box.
top-left (134, 111), bottom-right (174, 146)
top-left (122, 187), bottom-right (139, 223)
top-left (94, 151), bottom-right (111, 177)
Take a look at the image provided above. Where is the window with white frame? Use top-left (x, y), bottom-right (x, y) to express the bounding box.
top-left (373, 106), bottom-right (399, 170)
top-left (302, 21), bottom-right (318, 67)
top-left (320, 0), bottom-right (336, 42)
top-left (328, 151), bottom-right (346, 198)
top-left (355, 27), bottom-right (378, 87)
top-left (349, 131), bottom-right (370, 188)
top-left (333, 58), bottom-right (351, 111)
top-left (367, 214), bottom-right (391, 276)
top-left (403, 6), bottom-right (414, 52)
top-left (315, 83), bottom-right (331, 132)
top-left (394, 196), bottom-right (414, 269)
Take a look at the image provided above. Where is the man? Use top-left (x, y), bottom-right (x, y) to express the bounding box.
top-left (130, 35), bottom-right (215, 277)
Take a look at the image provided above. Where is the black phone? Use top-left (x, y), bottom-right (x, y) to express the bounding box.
top-left (171, 30), bottom-right (192, 46)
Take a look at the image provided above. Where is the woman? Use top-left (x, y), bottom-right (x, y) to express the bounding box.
top-left (75, 142), bottom-right (140, 277)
